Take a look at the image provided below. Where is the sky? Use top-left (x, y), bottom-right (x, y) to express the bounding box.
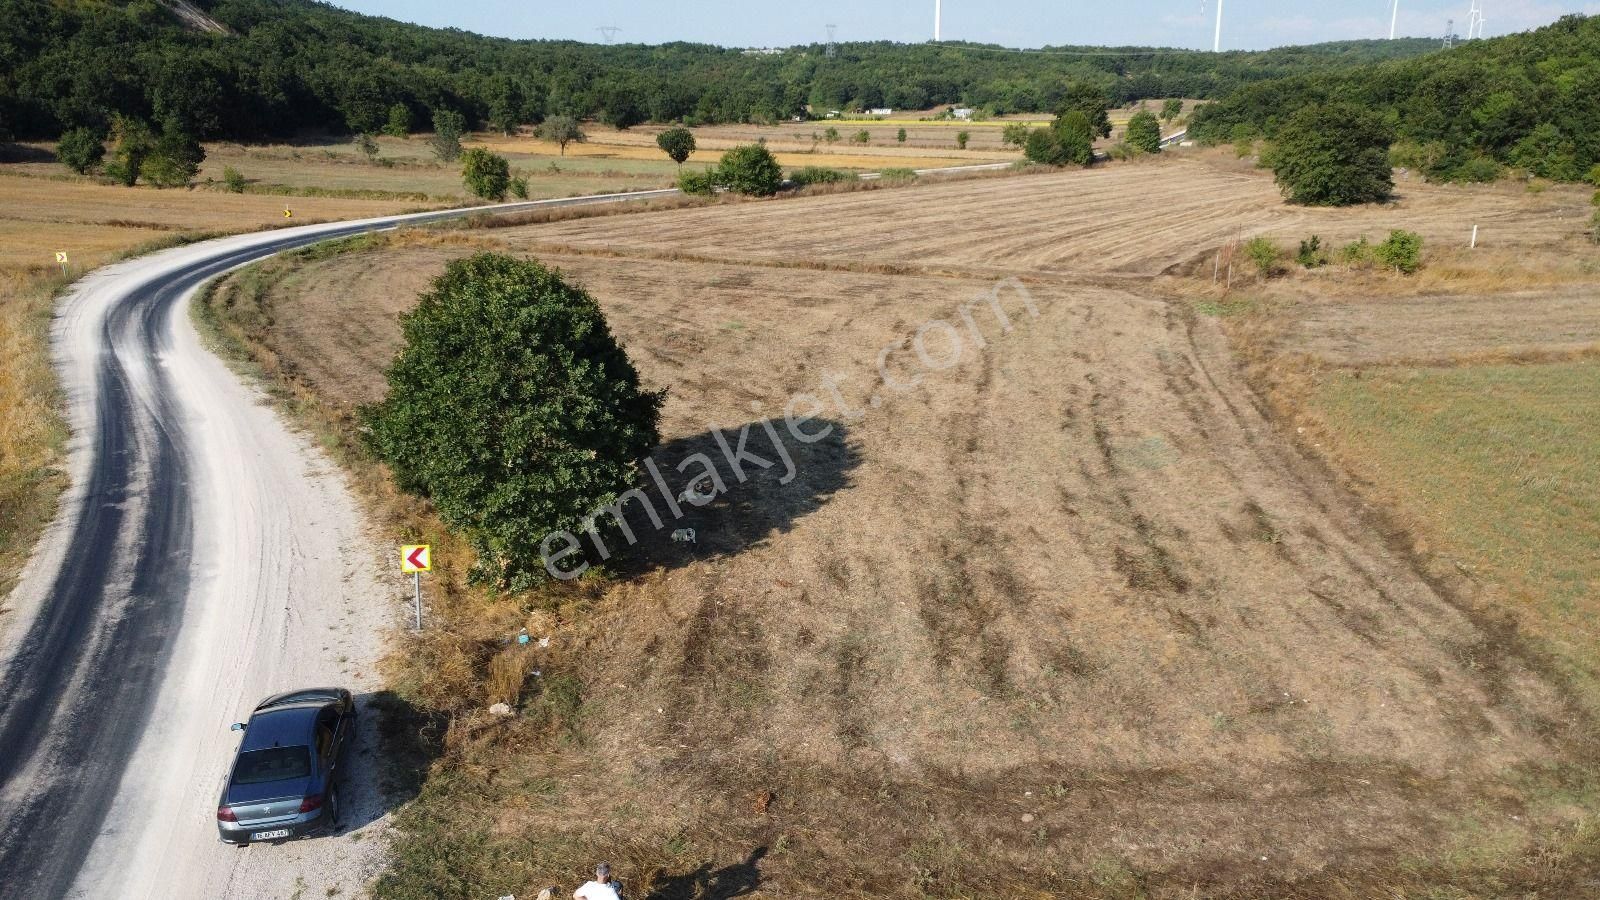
top-left (331, 0), bottom-right (1600, 51)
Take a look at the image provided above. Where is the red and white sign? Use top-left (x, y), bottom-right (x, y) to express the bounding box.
top-left (400, 544), bottom-right (431, 573)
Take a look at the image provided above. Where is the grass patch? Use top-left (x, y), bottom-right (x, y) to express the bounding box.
top-left (1306, 360), bottom-right (1600, 708)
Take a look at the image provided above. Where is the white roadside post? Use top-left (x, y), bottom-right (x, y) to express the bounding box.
top-left (400, 544), bottom-right (431, 630)
top-left (1471, 224), bottom-right (1479, 249)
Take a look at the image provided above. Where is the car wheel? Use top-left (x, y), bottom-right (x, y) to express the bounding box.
top-left (328, 786), bottom-right (342, 829)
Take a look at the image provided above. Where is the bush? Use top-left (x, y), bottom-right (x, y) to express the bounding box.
top-left (1270, 103), bottom-right (1394, 206)
top-left (430, 109), bottom-right (465, 162)
top-left (824, 126), bottom-right (839, 143)
top-left (878, 167), bottom-right (918, 183)
top-left (1510, 123), bottom-right (1581, 182)
top-left (1339, 237), bottom-right (1375, 268)
top-left (1125, 110), bottom-right (1161, 154)
top-left (1452, 155), bottom-right (1504, 183)
top-left (461, 147), bottom-right (510, 200)
top-left (354, 132), bottom-right (379, 161)
top-left (56, 126), bottom-right (106, 174)
top-left (851, 129), bottom-right (870, 145)
top-left (788, 166), bottom-right (852, 186)
top-left (956, 130), bottom-right (969, 149)
top-left (361, 254), bottom-right (663, 587)
top-left (1374, 229), bottom-right (1423, 274)
top-left (1023, 110), bottom-right (1094, 167)
top-left (896, 127), bottom-right (907, 143)
top-left (1592, 209), bottom-right (1600, 245)
top-left (383, 103), bottom-right (412, 138)
top-left (509, 176), bottom-right (528, 199)
top-left (105, 115), bottom-right (154, 186)
top-left (1296, 235), bottom-right (1326, 268)
top-left (139, 126), bottom-right (204, 187)
top-left (1244, 236), bottom-right (1280, 277)
top-left (716, 143), bottom-right (783, 196)
top-left (655, 126), bottom-right (696, 165)
top-left (222, 166), bottom-right (246, 193)
top-left (1002, 123), bottom-right (1029, 148)
top-left (676, 168), bottom-right (716, 196)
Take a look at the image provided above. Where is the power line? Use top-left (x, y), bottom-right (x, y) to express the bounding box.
top-left (595, 26), bottom-right (621, 44)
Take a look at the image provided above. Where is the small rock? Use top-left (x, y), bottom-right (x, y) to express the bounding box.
top-left (1021, 813), bottom-right (1035, 824)
top-left (489, 702), bottom-right (513, 717)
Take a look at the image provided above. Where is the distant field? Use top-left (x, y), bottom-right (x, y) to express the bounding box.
top-left (204, 156), bottom-right (1600, 897)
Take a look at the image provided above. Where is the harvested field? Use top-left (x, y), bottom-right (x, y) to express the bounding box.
top-left (209, 155), bottom-right (1600, 896)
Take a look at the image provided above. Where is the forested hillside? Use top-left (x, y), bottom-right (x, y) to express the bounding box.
top-left (1191, 14), bottom-right (1600, 182)
top-left (0, 0), bottom-right (1436, 141)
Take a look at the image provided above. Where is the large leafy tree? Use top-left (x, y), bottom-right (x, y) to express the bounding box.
top-left (56, 125), bottom-right (106, 173)
top-left (655, 126), bottom-right (696, 166)
top-left (1023, 110), bottom-right (1095, 167)
top-left (461, 147), bottom-right (510, 201)
top-left (429, 108), bottom-right (466, 162)
top-left (1056, 82), bottom-right (1112, 139)
top-left (714, 143), bottom-right (782, 195)
top-left (1270, 103), bottom-right (1394, 206)
top-left (537, 115), bottom-right (585, 155)
top-left (363, 254), bottom-right (663, 587)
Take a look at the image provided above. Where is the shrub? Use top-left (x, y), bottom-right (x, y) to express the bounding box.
top-left (509, 176), bottom-right (529, 199)
top-left (56, 126), bottom-right (106, 174)
top-left (788, 166), bottom-right (852, 186)
top-left (361, 253), bottom-right (663, 587)
top-left (1244, 236), bottom-right (1280, 277)
top-left (655, 126), bottom-right (696, 165)
top-left (461, 147), bottom-right (510, 200)
top-left (1125, 110), bottom-right (1161, 154)
top-left (676, 168), bottom-right (716, 196)
top-left (1510, 123), bottom-right (1580, 182)
top-left (1296, 235), bottom-right (1326, 268)
top-left (354, 132), bottom-right (379, 161)
top-left (105, 115), bottom-right (154, 186)
top-left (716, 143), bottom-right (783, 196)
top-left (140, 126), bottom-right (204, 187)
top-left (878, 167), bottom-right (918, 183)
top-left (383, 103), bottom-right (412, 138)
top-left (1374, 229), bottom-right (1423, 274)
top-left (1452, 155), bottom-right (1503, 183)
top-left (430, 109), bottom-right (466, 162)
top-left (1002, 123), bottom-right (1029, 147)
top-left (1161, 98), bottom-right (1183, 122)
top-left (824, 126), bottom-right (839, 143)
top-left (1592, 209), bottom-right (1600, 245)
top-left (1106, 142), bottom-right (1135, 161)
top-left (1270, 103), bottom-right (1394, 206)
top-left (1024, 110), bottom-right (1094, 167)
top-left (1339, 237), bottom-right (1374, 268)
top-left (956, 130), bottom-right (969, 149)
top-left (896, 127), bottom-right (907, 143)
top-left (851, 129), bottom-right (870, 145)
top-left (222, 166), bottom-right (246, 193)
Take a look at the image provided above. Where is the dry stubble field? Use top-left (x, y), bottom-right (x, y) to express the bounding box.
top-left (205, 157), bottom-right (1600, 896)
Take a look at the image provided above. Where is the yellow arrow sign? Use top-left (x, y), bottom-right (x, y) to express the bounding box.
top-left (55, 251), bottom-right (69, 264)
top-left (283, 208), bottom-right (293, 219)
top-left (400, 544), bottom-right (431, 573)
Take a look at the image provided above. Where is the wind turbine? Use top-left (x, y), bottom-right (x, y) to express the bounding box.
top-left (1390, 0), bottom-right (1400, 39)
top-left (935, 0), bottom-right (942, 42)
top-left (1201, 0), bottom-right (1224, 51)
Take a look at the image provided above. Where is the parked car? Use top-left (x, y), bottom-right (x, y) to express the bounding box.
top-left (216, 688), bottom-right (355, 845)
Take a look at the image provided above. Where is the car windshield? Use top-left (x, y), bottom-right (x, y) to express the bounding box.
top-left (231, 746), bottom-right (311, 785)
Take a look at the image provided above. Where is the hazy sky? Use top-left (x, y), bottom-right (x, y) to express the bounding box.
top-left (331, 0), bottom-right (1599, 50)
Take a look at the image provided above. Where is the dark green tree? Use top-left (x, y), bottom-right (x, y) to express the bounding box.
top-left (461, 147), bottom-right (510, 200)
top-left (896, 127), bottom-right (907, 143)
top-left (363, 254), bottom-right (663, 586)
top-left (1057, 82), bottom-right (1113, 139)
top-left (1270, 103), bottom-right (1394, 206)
top-left (1161, 98), bottom-right (1183, 122)
top-left (56, 125), bottom-right (106, 174)
top-left (655, 126), bottom-right (696, 166)
top-left (715, 143), bottom-right (783, 196)
top-left (139, 124), bottom-right (204, 187)
top-left (1001, 122), bottom-right (1029, 147)
top-left (430, 108), bottom-right (466, 162)
top-left (105, 116), bottom-right (155, 186)
top-left (1126, 110), bottom-right (1161, 154)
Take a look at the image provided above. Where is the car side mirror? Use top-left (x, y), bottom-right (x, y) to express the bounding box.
top-left (230, 722), bottom-right (245, 732)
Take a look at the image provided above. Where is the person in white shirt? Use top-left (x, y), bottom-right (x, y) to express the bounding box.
top-left (573, 862), bottom-right (621, 900)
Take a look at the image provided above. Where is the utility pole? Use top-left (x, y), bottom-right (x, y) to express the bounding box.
top-left (1390, 0), bottom-right (1399, 39)
top-left (1213, 0), bottom-right (1224, 52)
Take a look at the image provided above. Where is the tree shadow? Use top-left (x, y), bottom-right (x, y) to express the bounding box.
top-left (643, 846), bottom-right (767, 900)
top-left (0, 142), bottom-right (56, 164)
top-left (596, 418), bottom-right (858, 576)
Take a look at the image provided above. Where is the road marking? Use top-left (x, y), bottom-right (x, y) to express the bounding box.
top-left (400, 544), bottom-right (430, 573)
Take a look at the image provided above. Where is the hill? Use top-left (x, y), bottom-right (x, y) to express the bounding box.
top-left (1191, 14), bottom-right (1600, 182)
top-left (0, 0), bottom-right (1437, 141)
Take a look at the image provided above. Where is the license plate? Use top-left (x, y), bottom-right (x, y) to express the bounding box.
top-left (252, 829), bottom-right (291, 841)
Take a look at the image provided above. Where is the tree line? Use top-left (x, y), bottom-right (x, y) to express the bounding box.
top-left (1190, 14), bottom-right (1600, 184)
top-left (0, 0), bottom-right (1437, 142)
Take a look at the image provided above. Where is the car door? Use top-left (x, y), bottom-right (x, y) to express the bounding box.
top-left (314, 708), bottom-right (339, 781)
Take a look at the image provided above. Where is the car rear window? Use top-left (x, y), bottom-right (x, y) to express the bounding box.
top-left (231, 746), bottom-right (311, 785)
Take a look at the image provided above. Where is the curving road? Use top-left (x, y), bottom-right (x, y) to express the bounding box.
top-left (0, 189), bottom-right (674, 899)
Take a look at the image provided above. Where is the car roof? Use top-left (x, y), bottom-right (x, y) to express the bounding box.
top-left (240, 704), bottom-right (321, 751)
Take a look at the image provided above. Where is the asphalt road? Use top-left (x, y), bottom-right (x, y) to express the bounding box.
top-left (0, 188), bottom-right (675, 899)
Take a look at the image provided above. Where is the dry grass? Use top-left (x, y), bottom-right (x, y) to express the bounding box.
top-left (201, 154), bottom-right (1600, 897)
